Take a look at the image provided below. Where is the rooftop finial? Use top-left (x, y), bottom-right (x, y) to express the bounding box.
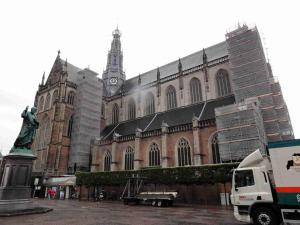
top-left (138, 73), bottom-right (141, 85)
top-left (178, 58), bottom-right (182, 72)
top-left (113, 27), bottom-right (121, 37)
top-left (157, 67), bottom-right (160, 81)
top-left (58, 49), bottom-right (60, 56)
top-left (41, 72), bottom-right (45, 85)
top-left (202, 48), bottom-right (207, 64)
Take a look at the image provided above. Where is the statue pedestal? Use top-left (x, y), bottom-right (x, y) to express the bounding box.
top-left (0, 152), bottom-right (52, 216)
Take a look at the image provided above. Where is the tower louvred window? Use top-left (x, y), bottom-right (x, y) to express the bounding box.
top-left (112, 103), bottom-right (119, 124)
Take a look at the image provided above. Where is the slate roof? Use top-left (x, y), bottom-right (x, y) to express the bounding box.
top-left (60, 59), bottom-right (98, 85)
top-left (101, 95), bottom-right (235, 140)
top-left (118, 41), bottom-right (228, 94)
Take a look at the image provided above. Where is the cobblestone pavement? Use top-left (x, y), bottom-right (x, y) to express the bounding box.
top-left (0, 199), bottom-right (249, 225)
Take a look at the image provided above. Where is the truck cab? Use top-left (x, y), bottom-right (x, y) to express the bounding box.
top-left (231, 139), bottom-right (300, 225)
top-left (231, 150), bottom-right (277, 224)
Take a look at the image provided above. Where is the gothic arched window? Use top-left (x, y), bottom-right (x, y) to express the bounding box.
top-left (112, 103), bottom-right (119, 124)
top-left (38, 115), bottom-right (51, 149)
top-left (190, 78), bottom-right (203, 104)
top-left (52, 90), bottom-right (58, 106)
top-left (177, 138), bottom-right (192, 166)
top-left (149, 143), bottom-right (160, 167)
top-left (67, 116), bottom-right (73, 137)
top-left (44, 93), bottom-right (51, 110)
top-left (166, 85), bottom-right (177, 110)
top-left (144, 92), bottom-right (155, 116)
top-left (128, 98), bottom-right (136, 120)
top-left (39, 96), bottom-right (44, 112)
top-left (216, 69), bottom-right (231, 97)
top-left (67, 91), bottom-right (75, 105)
top-left (124, 146), bottom-right (134, 170)
top-left (104, 151), bottom-right (111, 171)
top-left (211, 134), bottom-right (221, 164)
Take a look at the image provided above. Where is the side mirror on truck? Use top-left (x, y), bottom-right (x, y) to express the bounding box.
top-left (234, 184), bottom-right (239, 192)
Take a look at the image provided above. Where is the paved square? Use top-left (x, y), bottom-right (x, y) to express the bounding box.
top-left (0, 199), bottom-right (249, 225)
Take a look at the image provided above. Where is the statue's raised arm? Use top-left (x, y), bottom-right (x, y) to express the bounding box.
top-left (10, 106), bottom-right (39, 154)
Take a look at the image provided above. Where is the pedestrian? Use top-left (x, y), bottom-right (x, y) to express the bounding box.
top-left (51, 189), bottom-right (56, 199)
top-left (47, 188), bottom-right (51, 200)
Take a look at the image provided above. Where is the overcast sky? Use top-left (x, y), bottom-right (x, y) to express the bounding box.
top-left (0, 0), bottom-right (299, 155)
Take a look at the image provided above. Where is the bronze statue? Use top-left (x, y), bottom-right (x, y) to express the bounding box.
top-left (10, 106), bottom-right (39, 154)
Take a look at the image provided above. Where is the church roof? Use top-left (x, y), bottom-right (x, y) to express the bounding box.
top-left (120, 41), bottom-right (228, 94)
top-left (100, 95), bottom-right (235, 140)
top-left (61, 60), bottom-right (82, 83)
top-left (60, 59), bottom-right (98, 84)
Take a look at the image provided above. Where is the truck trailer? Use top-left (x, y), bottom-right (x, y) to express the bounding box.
top-left (121, 175), bottom-right (178, 207)
top-left (231, 139), bottom-right (300, 225)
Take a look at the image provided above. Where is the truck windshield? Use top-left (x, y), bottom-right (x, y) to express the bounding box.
top-left (235, 170), bottom-right (255, 188)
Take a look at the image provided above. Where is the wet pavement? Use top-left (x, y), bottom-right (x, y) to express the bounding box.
top-left (0, 199), bottom-right (249, 225)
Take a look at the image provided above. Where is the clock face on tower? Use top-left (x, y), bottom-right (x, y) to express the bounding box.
top-left (109, 77), bottom-right (118, 85)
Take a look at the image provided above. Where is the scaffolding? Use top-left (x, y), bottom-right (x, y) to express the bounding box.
top-left (216, 98), bottom-right (267, 162)
top-left (225, 25), bottom-right (295, 143)
top-left (215, 25), bottom-right (294, 162)
top-left (69, 69), bottom-right (103, 171)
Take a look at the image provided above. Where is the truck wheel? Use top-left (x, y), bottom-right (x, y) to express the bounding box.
top-left (157, 200), bottom-right (163, 207)
top-left (253, 207), bottom-right (279, 225)
top-left (151, 200), bottom-right (157, 207)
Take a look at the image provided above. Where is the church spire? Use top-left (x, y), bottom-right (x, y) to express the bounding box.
top-left (106, 27), bottom-right (123, 73)
top-left (102, 28), bottom-right (125, 96)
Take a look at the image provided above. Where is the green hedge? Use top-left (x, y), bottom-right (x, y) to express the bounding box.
top-left (76, 163), bottom-right (238, 187)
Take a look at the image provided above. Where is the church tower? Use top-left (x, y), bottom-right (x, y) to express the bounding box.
top-left (102, 27), bottom-right (125, 96)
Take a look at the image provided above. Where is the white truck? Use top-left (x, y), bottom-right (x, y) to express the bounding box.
top-left (231, 139), bottom-right (300, 225)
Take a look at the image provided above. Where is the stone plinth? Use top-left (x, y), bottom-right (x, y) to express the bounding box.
top-left (0, 152), bottom-right (51, 216)
top-left (0, 152), bottom-right (36, 200)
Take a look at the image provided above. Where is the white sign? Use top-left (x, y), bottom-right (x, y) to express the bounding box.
top-left (34, 178), bottom-right (39, 185)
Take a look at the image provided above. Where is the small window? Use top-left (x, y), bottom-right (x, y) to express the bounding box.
top-left (67, 91), bottom-right (75, 105)
top-left (235, 170), bottom-right (255, 188)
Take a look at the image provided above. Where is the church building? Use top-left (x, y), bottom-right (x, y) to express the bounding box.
top-left (32, 25), bottom-right (294, 178)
